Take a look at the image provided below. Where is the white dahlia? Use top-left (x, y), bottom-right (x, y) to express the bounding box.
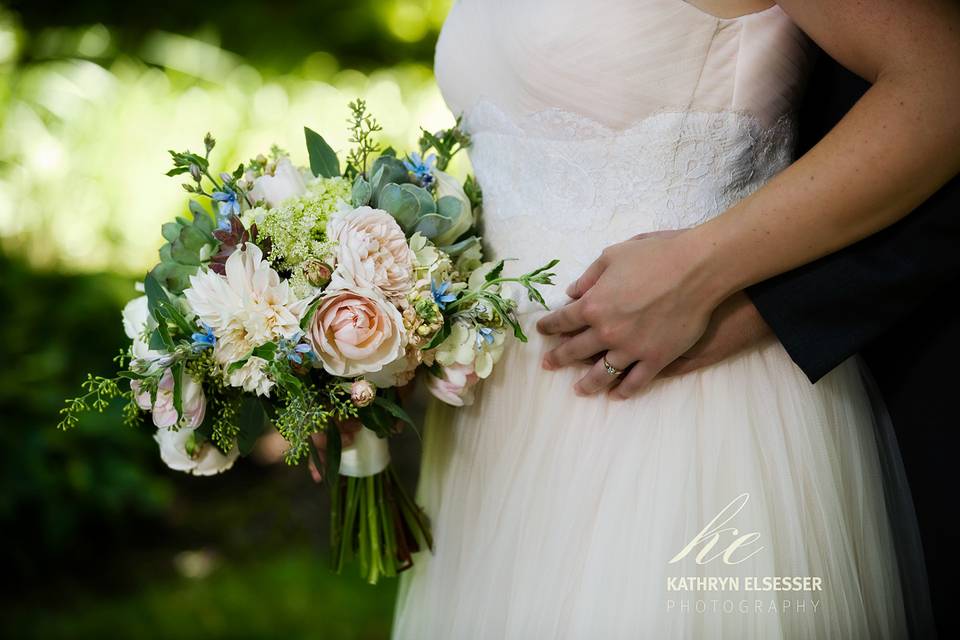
top-left (184, 243), bottom-right (311, 392)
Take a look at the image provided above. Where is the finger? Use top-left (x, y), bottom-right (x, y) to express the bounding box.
top-left (628, 229), bottom-right (686, 242)
top-left (565, 256), bottom-right (607, 299)
top-left (542, 329), bottom-right (605, 370)
top-left (536, 299), bottom-right (588, 335)
top-left (308, 458), bottom-right (323, 483)
top-left (574, 351), bottom-right (633, 396)
top-left (609, 361), bottom-right (661, 399)
top-left (659, 357), bottom-right (702, 378)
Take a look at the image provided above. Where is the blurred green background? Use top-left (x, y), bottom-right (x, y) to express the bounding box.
top-left (0, 2), bottom-right (453, 638)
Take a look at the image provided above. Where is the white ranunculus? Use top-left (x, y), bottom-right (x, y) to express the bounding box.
top-left (432, 169), bottom-right (474, 246)
top-left (155, 425), bottom-right (239, 476)
top-left (249, 157), bottom-right (307, 207)
top-left (184, 243), bottom-right (311, 374)
top-left (327, 206), bottom-right (415, 302)
top-left (122, 295), bottom-right (160, 363)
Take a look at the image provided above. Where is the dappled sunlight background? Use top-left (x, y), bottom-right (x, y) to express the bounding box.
top-left (0, 2), bottom-right (452, 638)
top-left (0, 2), bottom-right (454, 273)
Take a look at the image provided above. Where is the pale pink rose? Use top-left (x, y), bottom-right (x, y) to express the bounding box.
top-left (327, 206), bottom-right (415, 302)
top-left (249, 157), bottom-right (307, 207)
top-left (350, 379), bottom-right (376, 407)
top-left (425, 363), bottom-right (480, 407)
top-left (306, 288), bottom-right (407, 377)
top-left (364, 346), bottom-right (420, 388)
top-left (132, 369), bottom-right (206, 429)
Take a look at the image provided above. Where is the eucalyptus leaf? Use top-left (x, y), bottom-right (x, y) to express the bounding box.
top-left (352, 175), bottom-right (373, 207)
top-left (378, 183), bottom-right (422, 230)
top-left (305, 127), bottom-right (341, 177)
top-left (436, 195), bottom-right (462, 220)
top-left (412, 212), bottom-right (455, 240)
top-left (441, 235), bottom-right (481, 258)
top-left (369, 155), bottom-right (409, 187)
top-left (400, 183), bottom-right (436, 214)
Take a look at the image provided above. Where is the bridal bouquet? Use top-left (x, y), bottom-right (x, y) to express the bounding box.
top-left (58, 100), bottom-right (557, 583)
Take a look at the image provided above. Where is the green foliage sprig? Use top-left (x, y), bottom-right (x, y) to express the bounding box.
top-left (418, 117), bottom-right (470, 172)
top-left (344, 99), bottom-right (383, 178)
top-left (58, 374), bottom-right (137, 430)
top-left (427, 258), bottom-right (560, 348)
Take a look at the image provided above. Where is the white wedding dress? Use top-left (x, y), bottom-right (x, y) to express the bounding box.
top-left (393, 1), bottom-right (913, 638)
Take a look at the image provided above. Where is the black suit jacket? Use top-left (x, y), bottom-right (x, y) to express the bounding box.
top-left (746, 51), bottom-right (959, 639)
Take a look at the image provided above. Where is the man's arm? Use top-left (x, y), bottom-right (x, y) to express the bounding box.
top-left (747, 176), bottom-right (960, 382)
top-left (747, 51), bottom-right (960, 383)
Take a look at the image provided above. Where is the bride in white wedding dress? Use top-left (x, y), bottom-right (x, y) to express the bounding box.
top-left (392, 1), bottom-right (958, 638)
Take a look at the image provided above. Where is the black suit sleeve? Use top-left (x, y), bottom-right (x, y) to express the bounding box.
top-left (744, 52), bottom-right (960, 383)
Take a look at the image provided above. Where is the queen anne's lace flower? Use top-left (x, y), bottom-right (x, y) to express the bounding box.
top-left (257, 176), bottom-right (351, 270)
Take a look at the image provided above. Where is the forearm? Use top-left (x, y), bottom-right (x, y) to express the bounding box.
top-left (684, 1), bottom-right (960, 305)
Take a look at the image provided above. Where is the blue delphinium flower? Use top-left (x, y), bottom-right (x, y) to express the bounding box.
top-left (191, 323), bottom-right (216, 351)
top-left (288, 343), bottom-right (314, 365)
top-left (212, 188), bottom-right (241, 218)
top-left (431, 279), bottom-right (457, 309)
top-left (278, 332), bottom-right (315, 365)
top-left (403, 152), bottom-right (437, 187)
top-left (476, 326), bottom-right (495, 348)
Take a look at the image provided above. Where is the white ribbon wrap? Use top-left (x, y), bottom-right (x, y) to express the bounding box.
top-left (338, 426), bottom-right (391, 477)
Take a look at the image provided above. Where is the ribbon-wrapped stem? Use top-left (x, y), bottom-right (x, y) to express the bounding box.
top-left (324, 426), bottom-right (432, 584)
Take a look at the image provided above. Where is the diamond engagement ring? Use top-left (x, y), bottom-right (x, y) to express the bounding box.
top-left (602, 355), bottom-right (624, 377)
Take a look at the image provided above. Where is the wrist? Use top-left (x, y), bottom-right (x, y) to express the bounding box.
top-left (679, 223), bottom-right (742, 308)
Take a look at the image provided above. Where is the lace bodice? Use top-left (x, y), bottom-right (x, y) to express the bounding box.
top-left (435, 0), bottom-right (814, 309)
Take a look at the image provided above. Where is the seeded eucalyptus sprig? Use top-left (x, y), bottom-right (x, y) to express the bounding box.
top-left (344, 99), bottom-right (383, 178)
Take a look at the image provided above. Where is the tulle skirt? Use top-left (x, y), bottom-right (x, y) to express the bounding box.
top-left (392, 313), bottom-right (910, 639)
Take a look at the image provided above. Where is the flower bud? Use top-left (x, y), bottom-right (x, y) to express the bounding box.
top-left (302, 259), bottom-right (333, 288)
top-left (204, 132), bottom-right (216, 152)
top-left (350, 379), bottom-right (376, 408)
top-left (219, 171), bottom-right (233, 184)
top-left (189, 163), bottom-right (202, 182)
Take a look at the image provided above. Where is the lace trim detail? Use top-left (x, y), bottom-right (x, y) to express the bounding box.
top-left (461, 99), bottom-right (797, 310)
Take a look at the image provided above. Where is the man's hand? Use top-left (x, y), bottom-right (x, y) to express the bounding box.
top-left (661, 292), bottom-right (774, 377)
top-left (536, 230), bottom-right (725, 399)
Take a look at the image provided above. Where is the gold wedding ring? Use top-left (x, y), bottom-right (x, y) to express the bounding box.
top-left (602, 354), bottom-right (624, 377)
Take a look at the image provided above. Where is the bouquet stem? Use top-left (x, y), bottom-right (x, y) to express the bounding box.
top-left (330, 465), bottom-right (433, 584)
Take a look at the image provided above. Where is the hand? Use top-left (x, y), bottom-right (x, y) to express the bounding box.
top-left (536, 229), bottom-right (725, 399)
top-left (306, 381), bottom-right (416, 482)
top-left (661, 291), bottom-right (774, 377)
top-left (308, 418), bottom-right (362, 483)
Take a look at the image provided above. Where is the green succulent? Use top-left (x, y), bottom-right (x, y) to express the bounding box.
top-left (352, 152), bottom-right (474, 250)
top-left (152, 200), bottom-right (219, 294)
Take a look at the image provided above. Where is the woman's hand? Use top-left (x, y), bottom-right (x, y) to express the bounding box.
top-left (307, 418), bottom-right (363, 483)
top-left (536, 230), bottom-right (726, 398)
